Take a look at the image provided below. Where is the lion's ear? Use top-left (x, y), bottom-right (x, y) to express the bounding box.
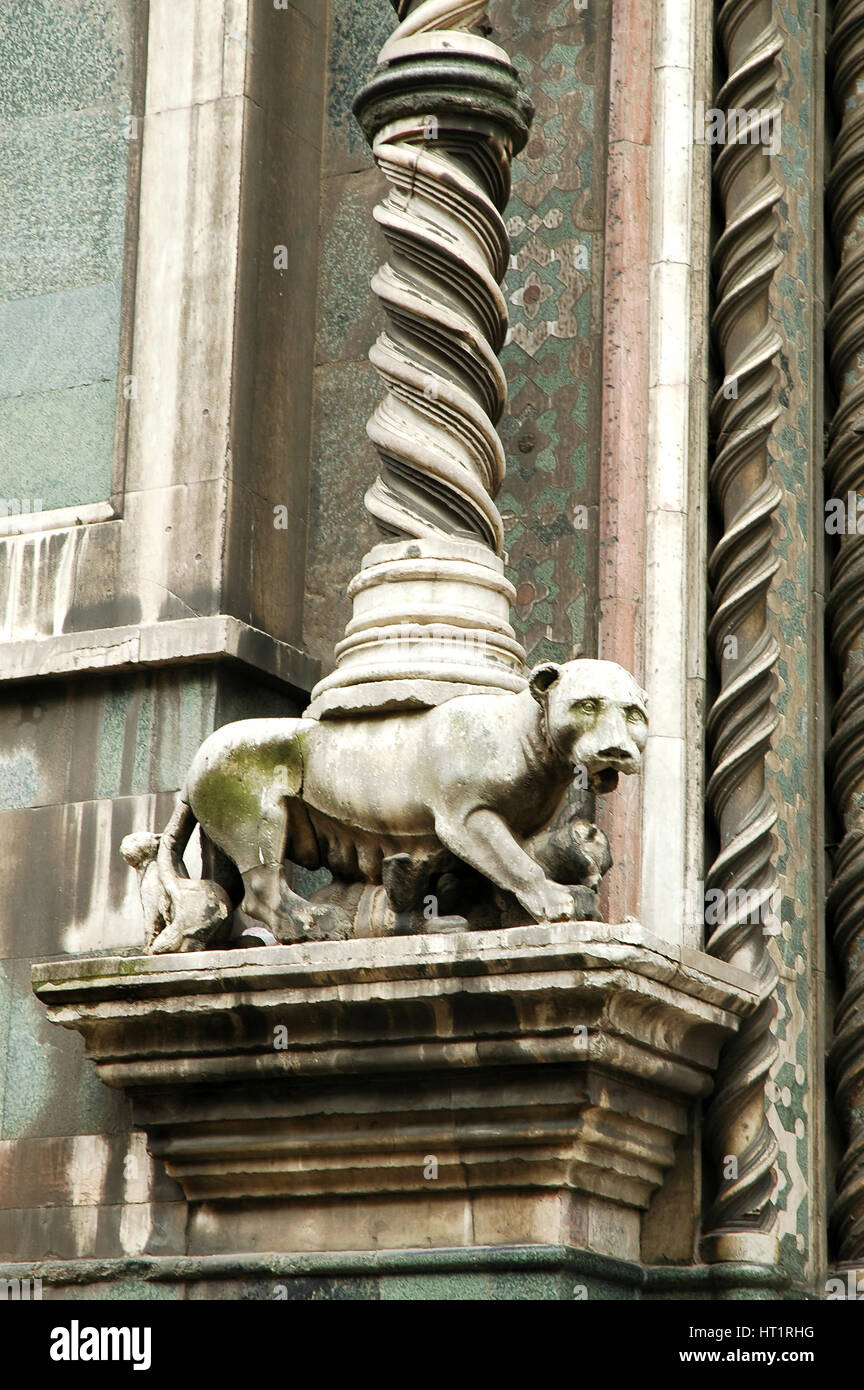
top-left (529, 662), bottom-right (561, 703)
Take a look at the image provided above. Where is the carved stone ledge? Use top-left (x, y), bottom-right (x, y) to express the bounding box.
top-left (33, 924), bottom-right (759, 1260)
top-left (0, 615), bottom-right (319, 698)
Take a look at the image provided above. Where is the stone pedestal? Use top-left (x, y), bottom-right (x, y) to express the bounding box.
top-left (33, 923), bottom-right (759, 1260)
top-left (307, 537), bottom-right (526, 718)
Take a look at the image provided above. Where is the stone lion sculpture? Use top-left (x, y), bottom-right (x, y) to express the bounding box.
top-left (122, 658), bottom-right (647, 952)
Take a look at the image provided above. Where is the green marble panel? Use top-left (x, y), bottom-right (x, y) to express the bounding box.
top-left (0, 0), bottom-right (137, 510)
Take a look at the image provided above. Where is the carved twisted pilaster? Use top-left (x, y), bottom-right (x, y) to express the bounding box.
top-left (308, 0), bottom-right (532, 717)
top-left (702, 0), bottom-right (783, 1258)
top-left (826, 0), bottom-right (864, 1265)
top-left (355, 0), bottom-right (528, 552)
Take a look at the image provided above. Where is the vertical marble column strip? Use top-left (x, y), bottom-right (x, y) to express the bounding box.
top-left (596, 0), bottom-right (653, 923)
top-left (825, 0), bottom-right (864, 1265)
top-left (702, 0), bottom-right (783, 1261)
top-left (639, 0), bottom-right (699, 947)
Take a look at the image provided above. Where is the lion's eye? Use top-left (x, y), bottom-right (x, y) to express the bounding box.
top-left (625, 705), bottom-right (646, 723)
top-left (574, 699), bottom-right (599, 715)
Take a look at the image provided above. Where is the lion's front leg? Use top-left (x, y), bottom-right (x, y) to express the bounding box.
top-left (434, 808), bottom-right (576, 924)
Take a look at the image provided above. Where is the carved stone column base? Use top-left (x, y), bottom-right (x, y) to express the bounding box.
top-left (701, 1231), bottom-right (781, 1266)
top-left (33, 923), bottom-right (759, 1260)
top-left (306, 538), bottom-right (526, 718)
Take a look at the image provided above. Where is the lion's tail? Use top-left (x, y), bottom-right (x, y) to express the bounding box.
top-left (156, 794), bottom-right (198, 894)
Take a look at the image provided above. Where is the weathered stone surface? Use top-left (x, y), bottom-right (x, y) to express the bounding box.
top-left (32, 922), bottom-right (759, 1259)
top-left (825, 0), bottom-right (864, 1268)
top-left (0, 0), bottom-right (327, 655)
top-left (0, 617), bottom-right (318, 695)
top-left (0, 1244), bottom-right (810, 1301)
top-left (0, 1202), bottom-right (186, 1263)
top-left (127, 657), bottom-right (646, 950)
top-left (307, 538), bottom-right (527, 716)
top-left (0, 0), bottom-right (139, 511)
top-left (701, 0), bottom-right (784, 1267)
top-left (314, 5), bottom-right (533, 711)
top-left (306, 0), bottom-right (609, 685)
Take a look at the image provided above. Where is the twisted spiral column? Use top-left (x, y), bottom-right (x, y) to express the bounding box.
top-left (308, 0), bottom-right (533, 719)
top-left (826, 0), bottom-right (864, 1265)
top-left (702, 0), bottom-right (783, 1261)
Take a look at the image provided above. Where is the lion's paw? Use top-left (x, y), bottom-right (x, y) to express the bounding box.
top-left (523, 880), bottom-right (577, 923)
top-left (568, 885), bottom-right (602, 922)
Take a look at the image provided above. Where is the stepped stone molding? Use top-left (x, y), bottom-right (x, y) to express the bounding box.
top-left (308, 0), bottom-right (533, 718)
top-left (0, 616), bottom-right (318, 697)
top-left (32, 923), bottom-right (760, 1259)
top-left (826, 0), bottom-right (864, 1265)
top-left (702, 0), bottom-right (784, 1260)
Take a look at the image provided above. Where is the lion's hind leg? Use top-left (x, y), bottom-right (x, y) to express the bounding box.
top-left (236, 863), bottom-right (352, 944)
top-left (233, 797), bottom-right (352, 945)
top-left (186, 719), bottom-right (351, 945)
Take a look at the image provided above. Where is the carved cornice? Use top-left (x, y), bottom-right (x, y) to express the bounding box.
top-left (826, 0), bottom-right (864, 1266)
top-left (702, 0), bottom-right (783, 1258)
top-left (32, 924), bottom-right (759, 1257)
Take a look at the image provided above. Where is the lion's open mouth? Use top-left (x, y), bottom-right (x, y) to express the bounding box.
top-left (587, 767), bottom-right (619, 793)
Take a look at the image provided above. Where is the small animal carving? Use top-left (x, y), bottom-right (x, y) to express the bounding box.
top-left (121, 808), bottom-right (232, 954)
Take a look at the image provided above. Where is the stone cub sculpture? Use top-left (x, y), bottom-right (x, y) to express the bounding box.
top-left (122, 658), bottom-right (647, 951)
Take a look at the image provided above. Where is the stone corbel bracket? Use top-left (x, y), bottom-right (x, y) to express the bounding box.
top-left (33, 924), bottom-right (760, 1258)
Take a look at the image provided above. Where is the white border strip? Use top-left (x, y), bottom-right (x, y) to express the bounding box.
top-left (0, 501), bottom-right (116, 539)
top-left (640, 0), bottom-right (703, 945)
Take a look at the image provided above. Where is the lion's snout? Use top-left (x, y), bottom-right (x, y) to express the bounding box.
top-left (581, 744), bottom-right (641, 777)
top-left (578, 712), bottom-right (643, 776)
top-left (594, 728), bottom-right (644, 772)
top-left (593, 739), bottom-right (640, 771)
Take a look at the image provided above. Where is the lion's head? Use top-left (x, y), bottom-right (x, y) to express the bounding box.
top-left (529, 657), bottom-right (648, 792)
